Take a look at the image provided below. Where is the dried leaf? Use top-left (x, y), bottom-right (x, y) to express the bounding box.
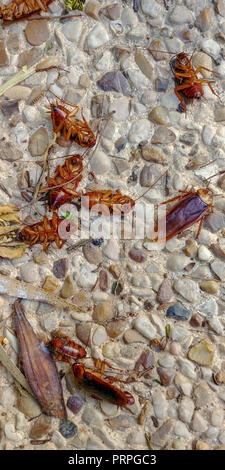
top-left (0, 204), bottom-right (18, 215)
top-left (0, 213), bottom-right (21, 223)
top-left (0, 245), bottom-right (26, 259)
top-left (0, 224), bottom-right (22, 236)
top-left (0, 343), bottom-right (34, 397)
top-left (0, 275), bottom-right (83, 311)
top-left (14, 301), bottom-right (67, 419)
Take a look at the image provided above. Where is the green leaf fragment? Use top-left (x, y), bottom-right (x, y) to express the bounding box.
top-left (145, 433), bottom-right (154, 450)
top-left (65, 0), bottom-right (85, 11)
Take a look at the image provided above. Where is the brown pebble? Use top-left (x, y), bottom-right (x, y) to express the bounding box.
top-left (190, 313), bottom-right (202, 327)
top-left (157, 367), bottom-right (174, 387)
top-left (76, 323), bottom-right (91, 346)
top-left (123, 329), bottom-right (147, 344)
top-left (72, 290), bottom-right (90, 308)
top-left (183, 239), bottom-right (198, 258)
top-left (195, 8), bottom-right (214, 31)
top-left (25, 20), bottom-right (49, 46)
top-left (93, 301), bottom-right (114, 321)
top-left (141, 144), bottom-right (167, 164)
top-left (129, 248), bottom-right (146, 263)
top-left (18, 47), bottom-right (41, 67)
top-left (195, 440), bottom-right (210, 450)
top-left (200, 280), bottom-right (219, 294)
top-left (29, 415), bottom-right (52, 439)
top-left (148, 39), bottom-right (168, 61)
top-left (106, 320), bottom-right (127, 338)
top-left (28, 127), bottom-right (49, 157)
top-left (157, 278), bottom-right (173, 304)
top-left (83, 243), bottom-right (102, 265)
top-left (61, 276), bottom-right (75, 299)
top-left (99, 269), bottom-right (110, 291)
top-left (0, 40), bottom-right (9, 66)
top-left (53, 258), bottom-right (68, 279)
top-left (43, 276), bottom-right (58, 292)
top-left (166, 387), bottom-right (179, 400)
top-left (151, 126), bottom-right (176, 145)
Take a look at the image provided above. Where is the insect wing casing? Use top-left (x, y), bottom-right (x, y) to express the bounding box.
top-left (72, 364), bottom-right (134, 407)
top-left (165, 191), bottom-right (211, 240)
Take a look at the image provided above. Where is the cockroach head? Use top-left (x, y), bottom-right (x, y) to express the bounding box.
top-left (198, 188), bottom-right (214, 206)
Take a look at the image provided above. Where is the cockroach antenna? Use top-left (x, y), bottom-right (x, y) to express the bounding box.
top-left (134, 170), bottom-right (168, 203)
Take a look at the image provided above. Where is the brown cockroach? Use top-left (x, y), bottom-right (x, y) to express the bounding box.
top-left (19, 212), bottom-right (66, 251)
top-left (154, 188), bottom-right (214, 241)
top-left (148, 48), bottom-right (220, 113)
top-left (46, 333), bottom-right (86, 363)
top-left (0, 0), bottom-right (55, 21)
top-left (50, 101), bottom-right (96, 148)
top-left (80, 190), bottom-right (135, 216)
top-left (45, 154), bottom-right (84, 210)
top-left (72, 363), bottom-right (135, 408)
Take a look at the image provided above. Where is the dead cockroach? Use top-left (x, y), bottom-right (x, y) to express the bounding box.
top-left (46, 333), bottom-right (86, 363)
top-left (170, 51), bottom-right (221, 113)
top-left (13, 300), bottom-right (67, 419)
top-left (72, 363), bottom-right (135, 408)
top-left (50, 101), bottom-right (96, 148)
top-left (80, 190), bottom-right (135, 216)
top-left (0, 0), bottom-right (55, 21)
top-left (45, 154), bottom-right (84, 210)
top-left (152, 188), bottom-right (214, 242)
top-left (19, 212), bottom-right (66, 251)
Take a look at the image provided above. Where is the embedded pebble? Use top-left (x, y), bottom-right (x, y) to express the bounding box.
top-left (106, 320), bottom-right (127, 338)
top-left (134, 316), bottom-right (157, 340)
top-left (4, 86), bottom-right (31, 100)
top-left (141, 144), bottom-right (167, 164)
top-left (86, 24), bottom-right (109, 49)
top-left (92, 325), bottom-right (108, 346)
top-left (59, 420), bottom-right (77, 439)
top-left (134, 52), bottom-right (153, 80)
top-left (61, 276), bottom-right (75, 299)
top-left (102, 3), bottom-right (121, 20)
top-left (200, 38), bottom-right (220, 57)
top-left (169, 342), bottom-right (182, 356)
top-left (90, 150), bottom-right (111, 175)
top-left (174, 279), bottom-right (200, 303)
top-left (174, 373), bottom-right (193, 397)
top-left (151, 127), bottom-right (176, 144)
top-left (200, 280), bottom-right (219, 294)
top-left (211, 408), bottom-right (224, 427)
top-left (62, 20), bottom-right (82, 42)
top-left (128, 120), bottom-right (152, 144)
top-left (157, 278), bottom-right (173, 304)
top-left (207, 317), bottom-right (223, 335)
top-left (0, 40), bottom-right (9, 66)
top-left (200, 298), bottom-right (218, 317)
top-left (123, 329), bottom-right (147, 344)
top-left (167, 254), bottom-right (190, 271)
top-left (192, 52), bottom-right (213, 78)
top-left (129, 248), bottom-right (146, 263)
top-left (43, 276), bottom-right (58, 292)
top-left (167, 303), bottom-right (190, 321)
top-left (25, 20), bottom-right (49, 46)
top-left (169, 5), bottom-right (194, 24)
top-left (149, 107), bottom-right (169, 126)
top-left (194, 382), bottom-right (211, 407)
top-left (198, 246), bottom-right (212, 261)
top-left (99, 269), bottom-right (110, 291)
top-left (157, 368), bottom-right (174, 387)
top-left (20, 262), bottom-right (40, 284)
top-left (29, 415), bottom-right (52, 439)
top-left (17, 394), bottom-right (41, 418)
top-left (93, 302), bottom-right (113, 322)
top-left (188, 339), bottom-right (215, 366)
top-left (28, 127), bottom-right (49, 157)
top-left (4, 424), bottom-right (24, 444)
top-left (1, 141), bottom-right (22, 161)
top-left (211, 259), bottom-right (225, 280)
top-left (83, 243), bottom-right (102, 265)
top-left (67, 396), bottom-right (83, 415)
top-left (151, 419), bottom-right (174, 449)
top-left (97, 71), bottom-right (131, 96)
top-left (152, 389), bottom-right (168, 420)
top-left (192, 412), bottom-right (208, 433)
top-left (178, 397), bottom-right (194, 423)
top-left (195, 8), bottom-right (214, 32)
top-left (103, 240), bottom-right (120, 261)
top-left (76, 323), bottom-right (91, 346)
top-left (77, 265), bottom-right (98, 289)
top-left (53, 258), bottom-right (68, 279)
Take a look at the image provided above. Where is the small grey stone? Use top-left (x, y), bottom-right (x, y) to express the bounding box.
top-left (97, 71), bottom-right (131, 96)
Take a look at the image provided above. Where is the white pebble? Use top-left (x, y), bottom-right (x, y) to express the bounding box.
top-left (152, 389), bottom-right (168, 420)
top-left (103, 240), bottom-right (120, 261)
top-left (211, 408), bottom-right (224, 427)
top-left (134, 316), bottom-right (157, 340)
top-left (158, 352), bottom-right (175, 368)
top-left (202, 125), bottom-right (215, 145)
top-left (169, 5), bottom-right (194, 24)
top-left (86, 24), bottom-right (109, 49)
top-left (175, 372), bottom-right (193, 397)
top-left (20, 262), bottom-right (40, 284)
top-left (211, 260), bottom-right (225, 280)
top-left (90, 150), bottom-right (111, 175)
top-left (200, 298), bottom-right (218, 317)
top-left (192, 411), bottom-right (208, 433)
top-left (4, 423), bottom-right (24, 444)
top-left (178, 358), bottom-right (197, 380)
top-left (174, 421), bottom-right (191, 439)
top-left (77, 265), bottom-right (98, 289)
top-left (179, 397), bottom-right (194, 423)
top-left (109, 97), bottom-right (130, 122)
top-left (141, 0), bottom-right (162, 18)
top-left (200, 38), bottom-right (220, 57)
top-left (92, 326), bottom-right (108, 346)
top-left (174, 279), bottom-right (200, 303)
top-left (198, 245), bottom-right (212, 261)
top-left (62, 20), bottom-right (83, 43)
top-left (167, 254), bottom-right (190, 271)
top-left (128, 119), bottom-right (152, 144)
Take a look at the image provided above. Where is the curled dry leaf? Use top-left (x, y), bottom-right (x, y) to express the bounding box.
top-left (13, 301), bottom-right (67, 419)
top-left (0, 245), bottom-right (26, 259)
top-left (0, 275), bottom-right (84, 312)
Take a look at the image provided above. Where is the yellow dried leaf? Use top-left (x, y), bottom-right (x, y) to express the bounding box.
top-left (0, 246), bottom-right (26, 259)
top-left (0, 204), bottom-right (18, 215)
top-left (0, 224), bottom-right (22, 236)
top-left (0, 213), bottom-right (21, 223)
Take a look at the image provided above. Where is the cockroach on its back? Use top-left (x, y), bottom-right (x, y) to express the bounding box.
top-left (72, 363), bottom-right (135, 408)
top-left (50, 102), bottom-right (96, 148)
top-left (0, 0), bottom-right (54, 21)
top-left (81, 190), bottom-right (135, 216)
top-left (46, 155), bottom-right (84, 210)
top-left (153, 188), bottom-right (214, 241)
top-left (19, 212), bottom-right (66, 251)
top-left (47, 333), bottom-right (86, 363)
